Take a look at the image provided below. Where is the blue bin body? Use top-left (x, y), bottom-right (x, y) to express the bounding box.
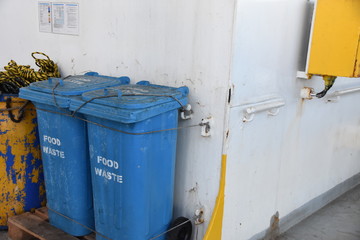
top-left (69, 81), bottom-right (189, 240)
top-left (19, 73), bottom-right (130, 236)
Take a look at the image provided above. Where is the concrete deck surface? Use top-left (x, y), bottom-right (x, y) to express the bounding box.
top-left (277, 184), bottom-right (360, 240)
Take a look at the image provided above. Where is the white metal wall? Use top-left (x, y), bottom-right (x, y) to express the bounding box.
top-left (223, 0), bottom-right (360, 239)
top-left (2, 1), bottom-right (360, 239)
top-left (0, 0), bottom-right (235, 238)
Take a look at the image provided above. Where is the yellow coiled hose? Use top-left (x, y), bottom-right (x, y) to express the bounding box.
top-left (0, 52), bottom-right (61, 94)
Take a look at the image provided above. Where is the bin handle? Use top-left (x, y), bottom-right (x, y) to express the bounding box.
top-left (6, 98), bottom-right (30, 123)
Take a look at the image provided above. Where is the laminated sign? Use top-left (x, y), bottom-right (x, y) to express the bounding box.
top-left (38, 2), bottom-right (80, 35)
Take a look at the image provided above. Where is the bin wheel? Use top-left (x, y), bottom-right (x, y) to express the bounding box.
top-left (166, 217), bottom-right (192, 240)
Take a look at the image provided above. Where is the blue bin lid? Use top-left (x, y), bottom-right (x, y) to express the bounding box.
top-left (81, 81), bottom-right (189, 109)
top-left (28, 72), bottom-right (130, 96)
top-left (70, 81), bottom-right (189, 123)
top-left (19, 72), bottom-right (130, 108)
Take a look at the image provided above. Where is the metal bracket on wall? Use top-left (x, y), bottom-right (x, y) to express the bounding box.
top-left (242, 98), bottom-right (285, 122)
top-left (200, 117), bottom-right (213, 137)
top-left (180, 104), bottom-right (193, 120)
top-left (300, 87), bottom-right (316, 99)
top-left (194, 208), bottom-right (205, 225)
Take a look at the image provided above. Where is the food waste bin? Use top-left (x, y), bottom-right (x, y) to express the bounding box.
top-left (19, 72), bottom-right (130, 236)
top-left (0, 95), bottom-right (46, 228)
top-left (69, 81), bottom-right (189, 240)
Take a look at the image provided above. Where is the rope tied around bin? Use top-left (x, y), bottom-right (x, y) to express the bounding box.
top-left (6, 98), bottom-right (31, 123)
top-left (49, 78), bottom-right (187, 116)
top-left (50, 75), bottom-right (73, 109)
top-left (52, 81), bottom-right (62, 109)
top-left (148, 219), bottom-right (192, 240)
top-left (0, 102), bottom-right (27, 112)
top-left (48, 80), bottom-right (202, 135)
top-left (46, 206), bottom-right (112, 240)
top-left (0, 98), bottom-right (31, 123)
top-left (70, 92), bottom-right (186, 117)
top-left (42, 80), bottom-right (202, 239)
top-left (37, 106), bottom-right (204, 135)
top-left (47, 205), bottom-right (194, 240)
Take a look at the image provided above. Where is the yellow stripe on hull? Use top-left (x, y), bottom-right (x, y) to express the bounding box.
top-left (203, 154), bottom-right (227, 240)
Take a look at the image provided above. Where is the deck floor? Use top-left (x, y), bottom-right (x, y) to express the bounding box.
top-left (277, 184), bottom-right (360, 240)
top-left (0, 185), bottom-right (359, 240)
top-left (0, 230), bottom-right (8, 240)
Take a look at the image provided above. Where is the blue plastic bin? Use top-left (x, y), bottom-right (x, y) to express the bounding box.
top-left (19, 72), bottom-right (130, 236)
top-left (69, 81), bottom-right (189, 240)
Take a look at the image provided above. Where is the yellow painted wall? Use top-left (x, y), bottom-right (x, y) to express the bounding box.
top-left (307, 0), bottom-right (360, 77)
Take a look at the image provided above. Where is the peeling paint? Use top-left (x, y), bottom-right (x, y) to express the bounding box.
top-left (31, 168), bottom-right (40, 183)
top-left (0, 97), bottom-right (46, 227)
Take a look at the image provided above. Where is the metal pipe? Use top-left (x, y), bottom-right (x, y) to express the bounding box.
top-left (242, 98), bottom-right (285, 122)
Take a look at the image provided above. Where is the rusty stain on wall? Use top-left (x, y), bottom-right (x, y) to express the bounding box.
top-left (263, 211), bottom-right (280, 240)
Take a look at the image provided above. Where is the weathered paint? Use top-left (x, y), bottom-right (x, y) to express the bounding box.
top-left (1, 1), bottom-right (360, 239)
top-left (307, 0), bottom-right (360, 77)
top-left (224, 1), bottom-right (360, 239)
top-left (355, 34), bottom-right (360, 78)
top-left (203, 154), bottom-right (227, 240)
top-left (0, 3), bottom-right (235, 236)
top-left (0, 96), bottom-right (46, 228)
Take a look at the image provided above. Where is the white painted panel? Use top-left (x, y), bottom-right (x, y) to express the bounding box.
top-left (224, 0), bottom-right (360, 239)
top-left (0, 1), bottom-right (235, 238)
top-left (276, 80), bottom-right (360, 215)
top-left (230, 0), bottom-right (310, 107)
top-left (225, 108), bottom-right (288, 239)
